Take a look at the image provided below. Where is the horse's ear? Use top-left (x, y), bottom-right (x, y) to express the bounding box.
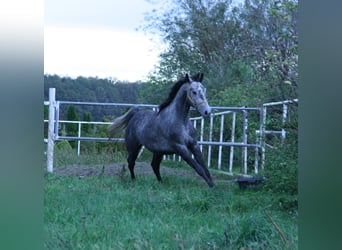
top-left (199, 73), bottom-right (204, 82)
top-left (185, 73), bottom-right (191, 83)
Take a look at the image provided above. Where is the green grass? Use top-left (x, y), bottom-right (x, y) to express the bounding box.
top-left (45, 160), bottom-right (298, 249)
top-left (52, 146), bottom-right (125, 167)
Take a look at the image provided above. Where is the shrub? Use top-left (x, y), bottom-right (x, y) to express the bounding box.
top-left (55, 141), bottom-right (73, 152)
top-left (262, 139), bottom-right (298, 213)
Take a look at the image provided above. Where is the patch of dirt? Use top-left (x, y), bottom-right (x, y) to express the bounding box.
top-left (54, 162), bottom-right (225, 181)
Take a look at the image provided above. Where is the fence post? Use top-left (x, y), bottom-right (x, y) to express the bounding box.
top-left (218, 114), bottom-right (225, 170)
top-left (200, 118), bottom-right (204, 153)
top-left (242, 109), bottom-right (248, 174)
top-left (261, 106), bottom-right (267, 170)
top-left (281, 104), bottom-right (288, 143)
top-left (229, 112), bottom-right (236, 173)
top-left (254, 107), bottom-right (264, 174)
top-left (47, 88), bottom-right (56, 173)
top-left (77, 122), bottom-right (81, 156)
top-left (207, 113), bottom-right (214, 168)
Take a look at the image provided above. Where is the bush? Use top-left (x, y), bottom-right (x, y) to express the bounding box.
top-left (263, 140), bottom-right (297, 195)
top-left (262, 139), bottom-right (298, 213)
top-left (55, 141), bottom-right (73, 152)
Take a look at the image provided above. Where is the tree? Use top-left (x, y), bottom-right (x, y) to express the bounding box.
top-left (66, 105), bottom-right (79, 148)
top-left (144, 0), bottom-right (239, 89)
top-left (82, 112), bottom-right (92, 134)
top-left (66, 105), bottom-right (79, 135)
top-left (142, 0), bottom-right (298, 103)
top-left (238, 0), bottom-right (298, 100)
top-left (44, 74), bottom-right (142, 120)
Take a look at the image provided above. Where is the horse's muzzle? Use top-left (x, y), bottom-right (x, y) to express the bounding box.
top-left (197, 104), bottom-right (211, 117)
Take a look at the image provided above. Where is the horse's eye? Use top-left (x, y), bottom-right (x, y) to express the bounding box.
top-left (192, 91), bottom-right (197, 95)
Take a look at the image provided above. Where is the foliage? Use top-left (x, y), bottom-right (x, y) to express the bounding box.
top-left (44, 74), bottom-right (143, 120)
top-left (65, 105), bottom-right (79, 148)
top-left (44, 105), bottom-right (49, 138)
top-left (55, 141), bottom-right (73, 152)
top-left (212, 81), bottom-right (268, 107)
top-left (261, 102), bottom-right (298, 213)
top-left (82, 112), bottom-right (92, 134)
top-left (262, 138), bottom-right (298, 207)
top-left (66, 105), bottom-right (79, 135)
top-left (142, 0), bottom-right (298, 102)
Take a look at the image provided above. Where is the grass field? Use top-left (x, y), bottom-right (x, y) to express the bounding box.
top-left (44, 150), bottom-right (298, 249)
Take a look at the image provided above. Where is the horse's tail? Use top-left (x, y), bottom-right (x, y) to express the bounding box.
top-left (107, 107), bottom-right (139, 138)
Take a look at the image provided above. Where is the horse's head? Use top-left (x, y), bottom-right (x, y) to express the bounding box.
top-left (185, 73), bottom-right (211, 117)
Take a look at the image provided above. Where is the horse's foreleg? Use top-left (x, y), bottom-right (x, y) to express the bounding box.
top-left (175, 144), bottom-right (214, 187)
top-left (189, 143), bottom-right (206, 166)
top-left (189, 143), bottom-right (212, 180)
top-left (151, 153), bottom-right (163, 182)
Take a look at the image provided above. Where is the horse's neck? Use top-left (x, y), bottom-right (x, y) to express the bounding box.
top-left (163, 85), bottom-right (190, 124)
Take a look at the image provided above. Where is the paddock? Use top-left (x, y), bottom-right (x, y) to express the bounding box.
top-left (44, 88), bottom-right (297, 177)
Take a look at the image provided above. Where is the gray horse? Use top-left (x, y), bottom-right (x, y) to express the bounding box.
top-left (108, 73), bottom-right (214, 187)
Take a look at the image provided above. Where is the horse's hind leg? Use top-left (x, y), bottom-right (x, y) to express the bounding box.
top-left (127, 144), bottom-right (142, 180)
top-left (151, 153), bottom-right (163, 182)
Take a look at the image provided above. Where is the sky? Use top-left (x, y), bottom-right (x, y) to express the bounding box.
top-left (44, 0), bottom-right (163, 82)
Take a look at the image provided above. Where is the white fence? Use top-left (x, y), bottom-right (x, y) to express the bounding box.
top-left (44, 88), bottom-right (297, 176)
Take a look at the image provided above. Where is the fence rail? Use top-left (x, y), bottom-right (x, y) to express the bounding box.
top-left (44, 88), bottom-right (297, 177)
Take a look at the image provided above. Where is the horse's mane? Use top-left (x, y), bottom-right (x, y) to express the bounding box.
top-left (158, 73), bottom-right (202, 113)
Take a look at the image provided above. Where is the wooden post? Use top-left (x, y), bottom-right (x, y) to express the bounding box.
top-left (47, 88), bottom-right (56, 173)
